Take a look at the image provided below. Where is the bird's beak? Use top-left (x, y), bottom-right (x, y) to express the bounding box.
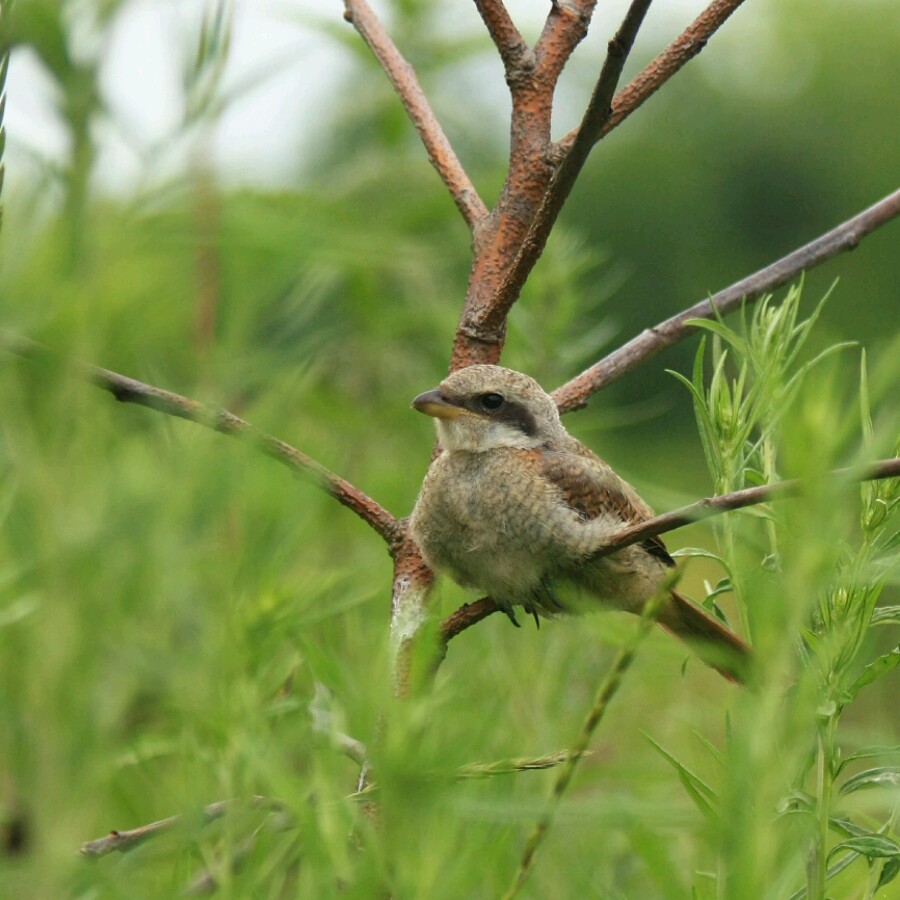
top-left (411, 389), bottom-right (467, 420)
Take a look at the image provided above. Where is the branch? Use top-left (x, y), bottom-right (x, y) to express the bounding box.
top-left (441, 597), bottom-right (499, 643)
top-left (594, 458), bottom-right (900, 558)
top-left (80, 797), bottom-right (285, 858)
top-left (472, 0), bottom-right (530, 75)
top-left (1, 332), bottom-right (402, 546)
top-left (565, 0), bottom-right (654, 154)
top-left (556, 0), bottom-right (749, 153)
top-left (552, 187), bottom-right (900, 411)
top-left (532, 0), bottom-right (597, 92)
top-left (478, 0), bottom-right (654, 337)
top-left (440, 458), bottom-right (900, 642)
top-left (342, 0), bottom-right (488, 231)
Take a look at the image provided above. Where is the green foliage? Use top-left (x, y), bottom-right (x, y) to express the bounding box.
top-left (663, 285), bottom-right (900, 899)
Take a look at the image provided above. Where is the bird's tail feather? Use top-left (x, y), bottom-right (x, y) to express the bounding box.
top-left (658, 591), bottom-right (751, 684)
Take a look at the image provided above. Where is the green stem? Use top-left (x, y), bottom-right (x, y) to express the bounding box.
top-left (810, 714), bottom-right (837, 899)
top-left (502, 581), bottom-right (674, 899)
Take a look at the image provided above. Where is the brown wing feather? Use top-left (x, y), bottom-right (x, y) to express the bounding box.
top-left (533, 441), bottom-right (674, 566)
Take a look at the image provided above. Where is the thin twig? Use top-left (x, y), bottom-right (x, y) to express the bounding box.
top-left (480, 0), bottom-right (654, 337)
top-left (555, 0), bottom-right (749, 153)
top-left (1, 332), bottom-right (402, 546)
top-left (593, 458), bottom-right (900, 558)
top-left (441, 457), bottom-right (900, 642)
top-left (565, 0), bottom-right (655, 156)
top-left (79, 797), bottom-right (285, 858)
top-left (502, 578), bottom-right (675, 899)
top-left (472, 0), bottom-right (530, 75)
top-left (553, 188), bottom-right (900, 411)
top-left (342, 0), bottom-right (488, 231)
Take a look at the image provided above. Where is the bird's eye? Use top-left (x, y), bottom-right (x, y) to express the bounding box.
top-left (478, 392), bottom-right (505, 411)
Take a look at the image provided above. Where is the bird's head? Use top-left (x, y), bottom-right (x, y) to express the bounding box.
top-left (412, 365), bottom-right (566, 451)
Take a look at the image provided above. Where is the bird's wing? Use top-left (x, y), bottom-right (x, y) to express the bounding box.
top-left (534, 443), bottom-right (674, 567)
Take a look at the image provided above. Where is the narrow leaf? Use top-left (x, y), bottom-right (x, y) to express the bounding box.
top-left (871, 606), bottom-right (900, 626)
top-left (671, 547), bottom-right (728, 566)
top-left (827, 834), bottom-right (900, 863)
top-left (644, 735), bottom-right (719, 822)
top-left (840, 766), bottom-right (900, 795)
top-left (684, 317), bottom-right (748, 356)
top-left (836, 745), bottom-right (900, 775)
top-left (829, 816), bottom-right (870, 838)
top-left (845, 645), bottom-right (900, 703)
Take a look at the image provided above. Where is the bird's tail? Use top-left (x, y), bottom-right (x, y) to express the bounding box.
top-left (658, 591), bottom-right (751, 684)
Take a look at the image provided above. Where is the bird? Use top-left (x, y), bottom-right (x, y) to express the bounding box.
top-left (409, 364), bottom-right (750, 683)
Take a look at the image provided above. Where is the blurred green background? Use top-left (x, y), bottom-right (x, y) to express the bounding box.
top-left (0, 0), bottom-right (898, 896)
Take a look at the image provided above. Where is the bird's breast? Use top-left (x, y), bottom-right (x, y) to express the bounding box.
top-left (410, 449), bottom-right (562, 599)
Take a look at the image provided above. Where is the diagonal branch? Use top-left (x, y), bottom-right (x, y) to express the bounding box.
top-left (80, 796), bottom-right (286, 858)
top-left (472, 0), bottom-right (530, 75)
top-left (440, 457), bottom-right (900, 643)
top-left (1, 332), bottom-right (402, 547)
top-left (342, 0), bottom-right (488, 231)
top-left (478, 0), bottom-right (654, 337)
top-left (593, 457), bottom-right (900, 559)
top-left (552, 187), bottom-right (900, 412)
top-left (563, 0), bottom-right (655, 158)
top-left (556, 0), bottom-right (749, 154)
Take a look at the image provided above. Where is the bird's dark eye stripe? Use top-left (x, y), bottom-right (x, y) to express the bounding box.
top-left (502, 403), bottom-right (537, 436)
top-left (470, 396), bottom-right (537, 436)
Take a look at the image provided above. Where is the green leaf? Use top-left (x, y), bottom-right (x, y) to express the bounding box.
top-left (876, 857), bottom-right (900, 892)
top-left (671, 547), bottom-right (728, 566)
top-left (829, 816), bottom-right (871, 838)
top-left (872, 606), bottom-right (900, 626)
top-left (704, 577), bottom-right (734, 605)
top-left (842, 645), bottom-right (900, 704)
top-left (684, 317), bottom-right (748, 356)
top-left (840, 766), bottom-right (900, 795)
top-left (827, 834), bottom-right (900, 863)
top-left (836, 745), bottom-right (900, 775)
top-left (691, 730), bottom-right (725, 767)
top-left (776, 789), bottom-right (815, 816)
top-left (644, 735), bottom-right (719, 822)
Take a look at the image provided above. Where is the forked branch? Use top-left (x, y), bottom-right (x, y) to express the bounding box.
top-left (556, 0), bottom-right (749, 153)
top-left (480, 0), bottom-right (654, 336)
top-left (472, 0), bottom-right (530, 74)
top-left (553, 187), bottom-right (900, 412)
top-left (342, 0), bottom-right (488, 231)
top-left (1, 333), bottom-right (402, 547)
top-left (440, 457), bottom-right (900, 643)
